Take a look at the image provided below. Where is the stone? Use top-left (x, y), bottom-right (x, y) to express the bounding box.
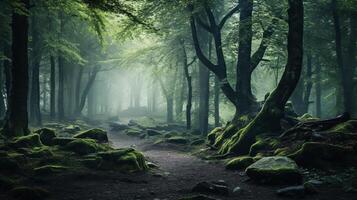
top-left (35, 128), bottom-right (56, 146)
top-left (63, 125), bottom-right (81, 134)
top-left (225, 156), bottom-right (254, 170)
top-left (192, 181), bottom-right (229, 196)
top-left (276, 185), bottom-right (305, 197)
top-left (191, 139), bottom-right (205, 146)
top-left (34, 165), bottom-right (68, 175)
top-left (109, 122), bottom-right (129, 131)
top-left (245, 156), bottom-right (302, 184)
top-left (97, 148), bottom-right (148, 171)
top-left (166, 136), bottom-right (189, 145)
top-left (52, 137), bottom-right (75, 146)
top-left (74, 128), bottom-right (108, 143)
top-left (179, 195), bottom-right (218, 200)
top-left (65, 139), bottom-right (99, 155)
top-left (147, 129), bottom-right (162, 136)
top-left (11, 134), bottom-right (42, 148)
top-left (232, 186), bottom-right (243, 194)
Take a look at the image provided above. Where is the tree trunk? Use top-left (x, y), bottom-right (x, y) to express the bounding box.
top-left (219, 0), bottom-right (304, 155)
top-left (301, 52), bottom-right (313, 114)
top-left (50, 55), bottom-right (56, 119)
top-left (3, 0), bottom-right (30, 136)
top-left (29, 14), bottom-right (42, 125)
top-left (236, 0), bottom-right (254, 115)
top-left (315, 56), bottom-right (322, 117)
top-left (57, 12), bottom-right (65, 120)
top-left (75, 66), bottom-right (100, 115)
top-left (75, 65), bottom-right (84, 110)
top-left (214, 76), bottom-right (220, 127)
top-left (0, 59), bottom-right (5, 118)
top-left (347, 13), bottom-right (356, 116)
top-left (166, 96), bottom-right (174, 123)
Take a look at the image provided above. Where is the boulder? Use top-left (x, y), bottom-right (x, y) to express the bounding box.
top-left (245, 156), bottom-right (302, 184)
top-left (225, 156), bottom-right (254, 170)
top-left (35, 128), bottom-right (56, 146)
top-left (97, 148), bottom-right (148, 171)
top-left (52, 137), bottom-right (75, 146)
top-left (276, 185), bottom-right (305, 197)
top-left (74, 129), bottom-right (108, 143)
top-left (63, 125), bottom-right (81, 134)
top-left (109, 122), bottom-right (129, 131)
top-left (166, 136), bottom-right (189, 145)
top-left (11, 134), bottom-right (42, 148)
top-left (10, 186), bottom-right (50, 200)
top-left (65, 139), bottom-right (100, 155)
top-left (34, 165), bottom-right (68, 175)
top-left (191, 139), bottom-right (206, 146)
top-left (290, 142), bottom-right (354, 169)
top-left (126, 130), bottom-right (142, 137)
top-left (192, 181), bottom-right (229, 196)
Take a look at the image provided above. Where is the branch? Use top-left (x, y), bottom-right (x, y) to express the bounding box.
top-left (219, 3), bottom-right (240, 30)
top-left (187, 57), bottom-right (197, 67)
top-left (250, 20), bottom-right (275, 72)
top-left (196, 16), bottom-right (212, 33)
top-left (190, 16), bottom-right (218, 73)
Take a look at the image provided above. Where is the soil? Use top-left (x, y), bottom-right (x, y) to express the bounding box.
top-left (4, 128), bottom-right (356, 200)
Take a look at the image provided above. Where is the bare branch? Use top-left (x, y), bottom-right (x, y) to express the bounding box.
top-left (219, 3), bottom-right (240, 30)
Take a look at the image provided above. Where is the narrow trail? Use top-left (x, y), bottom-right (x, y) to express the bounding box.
top-left (44, 129), bottom-right (353, 200)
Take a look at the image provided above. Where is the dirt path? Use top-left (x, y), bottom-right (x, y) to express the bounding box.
top-left (41, 129), bottom-right (353, 200)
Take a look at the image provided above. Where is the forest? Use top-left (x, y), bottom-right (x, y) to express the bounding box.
top-left (0, 0), bottom-right (357, 199)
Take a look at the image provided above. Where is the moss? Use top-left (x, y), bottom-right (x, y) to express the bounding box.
top-left (289, 142), bottom-right (353, 169)
top-left (328, 120), bottom-right (357, 133)
top-left (34, 165), bottom-right (68, 175)
top-left (207, 127), bottom-right (223, 145)
top-left (11, 134), bottom-right (42, 148)
top-left (245, 156), bottom-right (302, 184)
top-left (128, 117), bottom-right (157, 129)
top-left (298, 113), bottom-right (319, 121)
top-left (10, 186), bottom-right (50, 200)
top-left (80, 156), bottom-right (103, 169)
top-left (125, 130), bottom-right (142, 137)
top-left (74, 128), bottom-right (108, 143)
top-left (166, 136), bottom-right (189, 145)
top-left (34, 128), bottom-right (56, 146)
top-left (249, 136), bottom-right (280, 156)
top-left (274, 147), bottom-right (292, 156)
top-left (64, 139), bottom-right (100, 155)
top-left (98, 148), bottom-right (148, 172)
top-left (26, 147), bottom-right (53, 158)
top-left (63, 125), bottom-right (81, 134)
top-left (225, 156), bottom-right (254, 170)
top-left (146, 129), bottom-right (162, 136)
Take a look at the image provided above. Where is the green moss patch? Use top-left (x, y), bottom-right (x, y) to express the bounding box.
top-left (328, 120), bottom-right (357, 133)
top-left (225, 156), bottom-right (254, 170)
top-left (34, 165), bottom-right (68, 175)
top-left (11, 134), bottom-right (42, 148)
top-left (65, 139), bottom-right (105, 155)
top-left (166, 136), bottom-right (189, 145)
top-left (34, 128), bottom-right (56, 146)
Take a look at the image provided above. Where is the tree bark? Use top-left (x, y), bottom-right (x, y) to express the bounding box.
top-left (219, 0), bottom-right (304, 155)
top-left (50, 55), bottom-right (56, 119)
top-left (315, 56), bottom-right (322, 117)
top-left (3, 0), bottom-right (30, 136)
top-left (29, 14), bottom-right (42, 125)
top-left (57, 11), bottom-right (65, 120)
top-left (75, 65), bottom-right (84, 110)
top-left (214, 76), bottom-right (220, 127)
top-left (301, 52), bottom-right (313, 114)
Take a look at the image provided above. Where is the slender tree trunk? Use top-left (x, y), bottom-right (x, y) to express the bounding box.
top-left (236, 0), bottom-right (254, 115)
top-left (29, 14), bottom-right (42, 125)
top-left (50, 55), bottom-right (56, 119)
top-left (3, 0), bottom-right (30, 136)
top-left (3, 43), bottom-right (11, 107)
top-left (181, 41), bottom-right (193, 130)
top-left (347, 13), bottom-right (356, 116)
top-left (166, 96), bottom-right (174, 123)
top-left (75, 65), bottom-right (84, 109)
top-left (214, 76), bottom-right (220, 127)
top-left (57, 12), bottom-right (65, 120)
top-left (0, 59), bottom-right (5, 118)
top-left (301, 52), bottom-right (313, 114)
top-left (315, 56), bottom-right (322, 117)
top-left (219, 0), bottom-right (304, 155)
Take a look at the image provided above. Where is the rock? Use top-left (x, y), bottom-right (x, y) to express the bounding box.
top-left (147, 129), bottom-right (162, 136)
top-left (290, 142), bottom-right (354, 169)
top-left (276, 185), bottom-right (305, 197)
top-left (303, 180), bottom-right (323, 194)
top-left (166, 136), bottom-right (189, 145)
top-left (225, 156), bottom-right (254, 170)
top-left (147, 162), bottom-right (159, 168)
top-left (249, 137), bottom-right (279, 156)
top-left (328, 120), bottom-right (357, 133)
top-left (10, 186), bottom-right (50, 200)
top-left (232, 186), bottom-right (243, 194)
top-left (35, 128), bottom-right (56, 146)
top-left (80, 156), bottom-right (103, 169)
top-left (34, 165), bottom-right (68, 175)
top-left (0, 156), bottom-right (20, 171)
top-left (26, 147), bottom-right (53, 158)
top-left (74, 129), bottom-right (108, 143)
top-left (126, 130), bottom-right (142, 137)
top-left (11, 134), bottom-right (42, 148)
top-left (65, 139), bottom-right (100, 155)
top-left (63, 125), bottom-right (81, 134)
top-left (245, 156), bottom-right (302, 184)
top-left (191, 139), bottom-right (206, 146)
top-left (97, 148), bottom-right (148, 171)
top-left (179, 195), bottom-right (218, 200)
top-left (192, 181), bottom-right (229, 196)
top-left (52, 137), bottom-right (75, 146)
top-left (109, 122), bottom-right (129, 131)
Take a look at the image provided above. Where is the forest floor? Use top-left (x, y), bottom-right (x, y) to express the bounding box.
top-left (27, 126), bottom-right (355, 200)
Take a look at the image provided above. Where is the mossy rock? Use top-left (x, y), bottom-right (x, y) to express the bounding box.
top-left (74, 129), bottom-right (108, 143)
top-left (52, 137), bottom-right (75, 146)
top-left (191, 139), bottom-right (206, 146)
top-left (11, 134), bottom-right (42, 148)
top-left (63, 125), bottom-right (81, 134)
top-left (34, 128), bottom-right (56, 146)
top-left (225, 156), bottom-right (254, 170)
top-left (80, 156), bottom-right (103, 169)
top-left (26, 147), bottom-right (53, 158)
top-left (0, 175), bottom-right (14, 191)
top-left (10, 186), bottom-right (50, 200)
top-left (97, 148), bottom-right (148, 172)
top-left (246, 156), bottom-right (302, 184)
top-left (289, 142), bottom-right (354, 169)
top-left (34, 165), bottom-right (68, 175)
top-left (65, 139), bottom-right (100, 155)
top-left (166, 136), bottom-right (189, 145)
top-left (274, 147), bottom-right (292, 156)
top-left (298, 113), bottom-right (319, 121)
top-left (249, 136), bottom-right (280, 156)
top-left (328, 120), bottom-right (357, 133)
top-left (207, 127), bottom-right (224, 145)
